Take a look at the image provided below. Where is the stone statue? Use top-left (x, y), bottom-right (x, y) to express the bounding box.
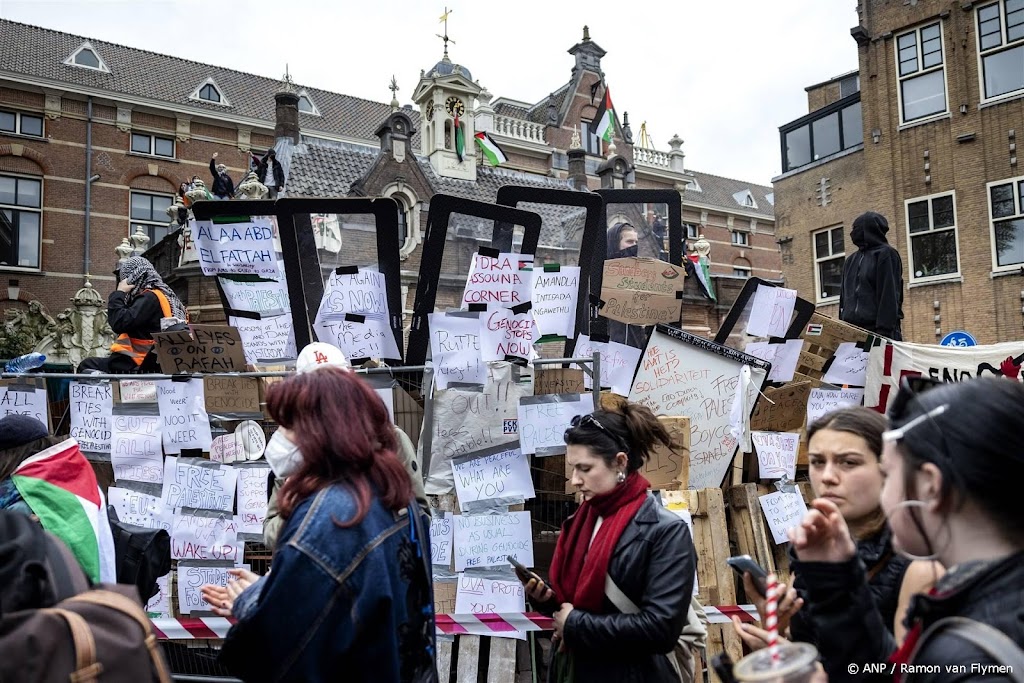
top-left (34, 278), bottom-right (114, 367)
top-left (236, 171), bottom-right (269, 200)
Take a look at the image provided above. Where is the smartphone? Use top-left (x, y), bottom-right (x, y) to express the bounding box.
top-left (726, 555), bottom-right (769, 596)
top-left (508, 555), bottom-right (554, 598)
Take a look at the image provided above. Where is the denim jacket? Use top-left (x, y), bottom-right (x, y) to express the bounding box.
top-left (220, 484), bottom-right (437, 683)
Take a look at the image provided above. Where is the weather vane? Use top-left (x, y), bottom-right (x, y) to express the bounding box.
top-left (389, 76), bottom-right (399, 97)
top-left (437, 7), bottom-right (455, 58)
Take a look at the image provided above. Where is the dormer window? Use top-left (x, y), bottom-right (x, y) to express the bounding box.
top-left (189, 78), bottom-right (230, 106)
top-left (64, 42), bottom-right (110, 73)
top-left (744, 195), bottom-right (756, 207)
top-left (297, 91), bottom-right (320, 116)
top-left (733, 189), bottom-right (758, 209)
top-left (199, 83), bottom-right (220, 103)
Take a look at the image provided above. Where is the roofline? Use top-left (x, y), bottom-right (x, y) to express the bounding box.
top-left (804, 69), bottom-right (859, 92)
top-left (682, 198), bottom-right (775, 221)
top-left (491, 96), bottom-right (533, 109)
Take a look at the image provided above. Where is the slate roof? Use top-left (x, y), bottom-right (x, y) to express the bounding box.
top-left (685, 169), bottom-right (775, 219)
top-left (0, 19), bottom-right (420, 146)
top-left (286, 141), bottom-right (379, 197)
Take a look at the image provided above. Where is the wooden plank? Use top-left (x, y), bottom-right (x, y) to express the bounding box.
top-left (705, 488), bottom-right (736, 605)
top-left (706, 623), bottom-right (744, 683)
top-left (727, 483), bottom-right (782, 596)
top-left (485, 638), bottom-right (517, 683)
top-left (514, 637), bottom-right (533, 683)
top-left (436, 638), bottom-right (453, 683)
top-left (456, 635), bottom-right (481, 683)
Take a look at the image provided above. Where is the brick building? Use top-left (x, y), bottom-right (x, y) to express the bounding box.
top-left (0, 19), bottom-right (779, 339)
top-left (775, 0), bottom-right (1024, 344)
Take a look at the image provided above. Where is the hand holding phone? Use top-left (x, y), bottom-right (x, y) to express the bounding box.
top-left (509, 555), bottom-right (556, 602)
top-left (726, 555), bottom-right (769, 597)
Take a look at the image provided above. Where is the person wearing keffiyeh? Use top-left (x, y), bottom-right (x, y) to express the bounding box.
top-left (77, 256), bottom-right (187, 373)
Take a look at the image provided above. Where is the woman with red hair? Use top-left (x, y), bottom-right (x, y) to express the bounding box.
top-left (208, 367), bottom-right (436, 683)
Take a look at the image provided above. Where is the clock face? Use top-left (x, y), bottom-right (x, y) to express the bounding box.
top-left (445, 96), bottom-right (465, 117)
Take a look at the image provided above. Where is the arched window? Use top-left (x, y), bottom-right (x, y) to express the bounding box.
top-left (396, 197), bottom-right (409, 246)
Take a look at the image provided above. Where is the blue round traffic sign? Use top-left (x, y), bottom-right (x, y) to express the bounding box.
top-left (940, 331), bottom-right (977, 347)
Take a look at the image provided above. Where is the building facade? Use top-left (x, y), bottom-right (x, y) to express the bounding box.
top-left (775, 0), bottom-right (1024, 344)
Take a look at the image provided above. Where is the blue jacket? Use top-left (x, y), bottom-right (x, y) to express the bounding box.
top-left (220, 484), bottom-right (437, 683)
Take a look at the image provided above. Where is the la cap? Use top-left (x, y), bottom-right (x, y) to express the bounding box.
top-left (295, 342), bottom-right (351, 373)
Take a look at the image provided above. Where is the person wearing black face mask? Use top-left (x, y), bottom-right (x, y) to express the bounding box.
top-left (603, 223), bottom-right (646, 348)
top-left (839, 212), bottom-right (904, 340)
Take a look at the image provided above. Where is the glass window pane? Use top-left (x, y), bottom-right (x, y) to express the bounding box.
top-left (16, 179), bottom-right (40, 209)
top-left (19, 115), bottom-right (42, 137)
top-left (812, 112), bottom-right (841, 159)
top-left (0, 111), bottom-right (15, 132)
top-left (983, 44), bottom-right (1024, 98)
top-left (785, 125), bottom-right (811, 169)
top-left (74, 48), bottom-right (99, 69)
top-left (298, 96), bottom-right (314, 113)
top-left (1009, 0), bottom-right (1024, 12)
top-left (842, 102), bottom-right (863, 148)
top-left (131, 133), bottom-right (151, 154)
top-left (1008, 7), bottom-right (1024, 41)
top-left (993, 183), bottom-right (1017, 217)
top-left (932, 195), bottom-right (955, 228)
top-left (908, 200), bottom-right (931, 233)
top-left (902, 70), bottom-right (947, 121)
top-left (0, 209), bottom-right (12, 264)
top-left (0, 176), bottom-right (16, 205)
top-left (921, 24), bottom-right (940, 42)
top-left (922, 41), bottom-right (943, 69)
top-left (151, 195), bottom-right (172, 216)
top-left (815, 231), bottom-right (829, 259)
top-left (199, 84), bottom-right (220, 102)
top-left (995, 218), bottom-right (1024, 266)
top-left (898, 33), bottom-right (917, 51)
top-left (819, 257), bottom-right (845, 299)
top-left (911, 230), bottom-right (958, 278)
top-left (154, 137), bottom-right (174, 157)
top-left (831, 228), bottom-right (844, 254)
top-left (130, 193), bottom-right (152, 220)
top-left (981, 17), bottom-right (1003, 50)
top-left (17, 210), bottom-right (40, 268)
top-left (980, 3), bottom-right (1001, 21)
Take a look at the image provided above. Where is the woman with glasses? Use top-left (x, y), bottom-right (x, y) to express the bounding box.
top-left (789, 377), bottom-right (1024, 681)
top-left (523, 405), bottom-right (696, 683)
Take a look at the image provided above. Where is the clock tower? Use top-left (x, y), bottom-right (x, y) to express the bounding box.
top-left (412, 52), bottom-right (482, 181)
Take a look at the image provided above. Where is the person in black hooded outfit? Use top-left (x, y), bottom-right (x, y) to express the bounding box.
top-left (839, 212), bottom-right (905, 340)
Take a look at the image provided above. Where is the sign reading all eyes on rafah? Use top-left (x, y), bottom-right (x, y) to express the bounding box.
top-left (599, 257), bottom-right (686, 326)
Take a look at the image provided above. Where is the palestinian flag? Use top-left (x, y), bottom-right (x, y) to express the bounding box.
top-left (688, 254), bottom-right (716, 301)
top-left (12, 438), bottom-right (116, 583)
top-left (454, 114), bottom-right (465, 162)
top-left (475, 132), bottom-right (508, 167)
top-left (592, 87), bottom-right (617, 142)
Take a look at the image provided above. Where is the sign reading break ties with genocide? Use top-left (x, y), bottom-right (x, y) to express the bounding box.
top-left (152, 325), bottom-right (248, 374)
top-left (193, 217), bottom-right (278, 278)
top-left (600, 257), bottom-right (686, 326)
top-left (69, 381), bottom-right (113, 453)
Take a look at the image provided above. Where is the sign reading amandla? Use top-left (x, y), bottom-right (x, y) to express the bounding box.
top-left (600, 257), bottom-right (686, 325)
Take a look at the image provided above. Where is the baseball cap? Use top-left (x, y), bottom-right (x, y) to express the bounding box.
top-left (295, 342), bottom-right (351, 373)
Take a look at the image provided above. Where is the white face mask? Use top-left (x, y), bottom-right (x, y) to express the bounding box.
top-left (263, 430), bottom-right (303, 478)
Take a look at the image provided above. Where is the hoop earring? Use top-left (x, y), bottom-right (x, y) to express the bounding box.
top-left (886, 499), bottom-right (949, 562)
top-left (616, 470), bottom-right (626, 484)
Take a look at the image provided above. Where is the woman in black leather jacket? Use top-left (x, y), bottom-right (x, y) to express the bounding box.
top-left (789, 377), bottom-right (1024, 682)
top-left (524, 404), bottom-right (695, 683)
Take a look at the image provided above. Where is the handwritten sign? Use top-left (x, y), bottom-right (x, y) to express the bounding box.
top-left (204, 376), bottom-right (262, 416)
top-left (751, 382), bottom-right (812, 433)
top-left (759, 491), bottom-right (809, 544)
top-left (746, 340), bottom-right (804, 383)
top-left (575, 334), bottom-right (642, 396)
top-left (108, 486), bottom-right (170, 531)
top-left (518, 394), bottom-right (595, 456)
top-left (751, 431), bottom-right (800, 479)
top-left (600, 258), bottom-right (685, 325)
top-left (219, 277), bottom-right (290, 315)
top-left (177, 565), bottom-right (232, 615)
top-left (153, 325), bottom-right (248, 374)
top-left (747, 285), bottom-right (798, 338)
top-left (0, 386), bottom-right (47, 427)
top-left (194, 217), bottom-right (277, 277)
top-left (162, 457), bottom-right (238, 513)
top-left (69, 382), bottom-right (113, 453)
top-left (480, 307), bottom-right (537, 361)
top-left (146, 575), bottom-right (170, 618)
top-left (806, 388), bottom-right (865, 428)
top-left (230, 314), bottom-right (297, 364)
top-left (453, 511), bottom-right (533, 571)
top-left (462, 252), bottom-right (534, 307)
top-left (451, 443), bottom-right (536, 505)
top-left (317, 269), bottom-right (390, 317)
top-left (314, 315), bottom-right (400, 361)
top-left (170, 512), bottom-right (241, 562)
top-left (111, 414), bottom-right (163, 484)
top-left (430, 511), bottom-right (454, 566)
top-left (822, 342), bottom-right (870, 387)
top-left (532, 267), bottom-right (580, 337)
top-left (534, 368), bottom-right (585, 395)
top-left (428, 313), bottom-right (486, 389)
top-left (156, 380), bottom-right (213, 454)
top-left (118, 380), bottom-right (156, 404)
top-left (454, 573), bottom-right (526, 615)
top-left (236, 466), bottom-right (271, 534)
top-left (643, 416), bottom-right (690, 488)
top-left (434, 580), bottom-right (456, 615)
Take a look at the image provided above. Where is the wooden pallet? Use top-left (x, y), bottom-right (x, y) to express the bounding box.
top-left (796, 312), bottom-right (874, 383)
top-left (436, 635), bottom-right (532, 683)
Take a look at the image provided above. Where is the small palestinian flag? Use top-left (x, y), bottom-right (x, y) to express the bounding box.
top-left (454, 114), bottom-right (465, 162)
top-left (592, 86), bottom-right (617, 142)
top-left (475, 131), bottom-right (508, 167)
top-left (12, 438), bottom-right (116, 583)
top-left (688, 254), bottom-right (716, 301)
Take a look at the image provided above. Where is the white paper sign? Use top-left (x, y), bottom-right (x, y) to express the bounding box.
top-left (219, 277), bottom-right (291, 315)
top-left (317, 269), bottom-right (390, 317)
top-left (746, 285), bottom-right (798, 338)
top-left (455, 573), bottom-right (526, 615)
top-left (453, 511), bottom-right (533, 571)
top-left (314, 315), bottom-right (400, 361)
top-left (111, 414), bottom-right (163, 483)
top-left (177, 565), bottom-right (232, 615)
top-left (429, 313), bottom-right (486, 389)
top-left (451, 444), bottom-right (535, 505)
top-left (822, 342), bottom-right (871, 387)
top-left (758, 491), bottom-right (809, 544)
top-left (170, 512), bottom-right (242, 562)
top-left (806, 388), bottom-right (865, 428)
top-left (0, 386), bottom-right (47, 426)
top-left (532, 267), bottom-right (580, 338)
top-left (518, 394), bottom-right (595, 455)
top-left (745, 339), bottom-right (804, 383)
top-left (162, 457), bottom-right (238, 513)
top-left (480, 307), bottom-right (537, 361)
top-left (230, 314), bottom-right (297, 363)
top-left (194, 217), bottom-right (278, 277)
top-left (210, 421), bottom-right (266, 463)
top-left (751, 431), bottom-right (800, 479)
top-left (118, 380), bottom-right (157, 403)
top-left (146, 575), bottom-right (171, 618)
top-left (69, 382), bottom-right (113, 453)
top-left (462, 252), bottom-right (534, 308)
top-left (430, 511), bottom-right (454, 566)
top-left (156, 380), bottom-right (213, 454)
top-left (236, 466), bottom-right (271, 534)
top-left (574, 334), bottom-right (642, 396)
top-left (108, 486), bottom-right (170, 531)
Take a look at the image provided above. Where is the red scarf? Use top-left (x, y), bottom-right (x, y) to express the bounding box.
top-left (548, 472), bottom-right (650, 613)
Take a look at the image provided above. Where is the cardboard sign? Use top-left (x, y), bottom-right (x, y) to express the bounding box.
top-left (177, 565), bottom-right (232, 615)
top-left (194, 217), bottom-right (277, 277)
top-left (162, 457), bottom-right (238, 513)
top-left (236, 465), bottom-right (271, 534)
top-left (156, 380), bottom-right (213, 454)
top-left (433, 580), bottom-right (457, 615)
top-left (153, 325), bottom-right (248, 374)
top-left (118, 380), bottom-right (157, 404)
top-left (69, 382), bottom-right (113, 453)
top-left (643, 416), bottom-right (690, 488)
top-left (204, 376), bottom-right (262, 416)
top-left (517, 394), bottom-right (595, 456)
top-left (480, 307), bottom-right (537, 361)
top-left (108, 486), bottom-right (171, 531)
top-left (599, 257), bottom-right (685, 325)
top-left (428, 313), bottom-right (486, 389)
top-left (806, 388), bottom-right (865, 428)
top-left (455, 573), bottom-right (526, 615)
top-left (170, 512), bottom-right (241, 562)
top-left (751, 431), bottom-right (800, 479)
top-left (453, 511), bottom-right (533, 571)
top-left (461, 252), bottom-right (534, 307)
top-left (534, 368), bottom-right (585, 395)
top-left (532, 267), bottom-right (580, 338)
top-left (430, 511), bottom-right (454, 566)
top-left (451, 443), bottom-right (536, 505)
top-left (219, 277), bottom-right (290, 315)
top-left (750, 382), bottom-right (812, 433)
top-left (759, 491), bottom-right (809, 544)
top-left (575, 334), bottom-right (643, 396)
top-left (231, 314), bottom-right (297, 364)
top-left (747, 285), bottom-right (797, 338)
top-left (111, 414), bottom-right (163, 484)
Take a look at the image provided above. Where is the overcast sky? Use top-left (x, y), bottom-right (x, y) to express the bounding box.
top-left (1, 0), bottom-right (858, 186)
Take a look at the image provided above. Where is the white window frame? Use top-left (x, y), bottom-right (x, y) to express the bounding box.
top-left (297, 90), bottom-right (321, 116)
top-left (0, 172), bottom-right (43, 271)
top-left (63, 42), bottom-right (110, 73)
top-left (813, 225), bottom-right (845, 304)
top-left (580, 120), bottom-right (602, 156)
top-left (904, 191), bottom-right (961, 283)
top-left (976, 1), bottom-right (1024, 103)
top-left (894, 21), bottom-right (949, 124)
top-left (685, 223), bottom-right (700, 240)
top-left (130, 132), bottom-right (175, 159)
top-left (0, 109), bottom-right (44, 138)
top-left (732, 265), bottom-right (751, 278)
top-left (731, 230), bottom-right (749, 246)
top-left (189, 77), bottom-right (231, 107)
top-left (986, 174), bottom-right (1024, 272)
top-left (129, 190), bottom-right (174, 246)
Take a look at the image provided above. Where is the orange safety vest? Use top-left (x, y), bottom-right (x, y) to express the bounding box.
top-left (110, 289), bottom-right (175, 366)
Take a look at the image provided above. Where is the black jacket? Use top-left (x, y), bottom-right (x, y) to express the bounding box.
top-left (256, 153), bottom-right (284, 190)
top-left (792, 550), bottom-right (1024, 683)
top-left (107, 290), bottom-right (162, 340)
top-left (839, 212), bottom-right (904, 340)
top-left (209, 158), bottom-right (235, 198)
top-left (543, 494), bottom-right (696, 683)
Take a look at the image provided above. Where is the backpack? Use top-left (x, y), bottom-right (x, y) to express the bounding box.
top-left (107, 506), bottom-right (171, 602)
top-left (907, 616), bottom-right (1024, 683)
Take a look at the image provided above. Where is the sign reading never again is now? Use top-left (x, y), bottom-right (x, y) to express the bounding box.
top-left (152, 325), bottom-right (248, 374)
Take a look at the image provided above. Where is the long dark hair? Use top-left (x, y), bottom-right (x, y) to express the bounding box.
top-left (267, 367), bottom-right (412, 526)
top-left (564, 403), bottom-right (676, 472)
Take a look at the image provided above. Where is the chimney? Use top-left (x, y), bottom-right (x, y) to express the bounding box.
top-left (274, 90), bottom-right (300, 144)
top-left (567, 126), bottom-right (588, 190)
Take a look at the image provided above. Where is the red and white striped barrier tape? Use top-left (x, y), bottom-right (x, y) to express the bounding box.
top-left (152, 617), bottom-right (235, 640)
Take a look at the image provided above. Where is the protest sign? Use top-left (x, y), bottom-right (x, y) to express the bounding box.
top-left (0, 385), bottom-right (47, 427)
top-left (430, 511), bottom-right (454, 566)
top-left (236, 465), bottom-right (271, 535)
top-left (156, 380), bottom-right (213, 454)
top-left (455, 573), bottom-right (526, 615)
top-left (451, 443), bottom-right (535, 505)
top-left (534, 368), bottom-right (585, 395)
top-left (746, 339), bottom-right (803, 383)
top-left (170, 512), bottom-right (242, 562)
top-left (751, 431), bottom-right (800, 479)
top-left (806, 388), bottom-right (865, 428)
top-left (317, 268), bottom-right (390, 317)
top-left (434, 580), bottom-right (457, 616)
top-left (146, 575), bottom-right (171, 618)
top-left (204, 376), bottom-right (262, 417)
top-left (518, 394), bottom-right (595, 456)
top-left (219, 277), bottom-right (290, 315)
top-left (194, 217), bottom-right (277, 277)
top-left (69, 382), bottom-right (113, 453)
top-left (461, 252), bottom-right (534, 307)
top-left (314, 315), bottom-right (400, 361)
top-left (532, 267), bottom-right (580, 338)
top-left (480, 306), bottom-right (537, 361)
top-left (108, 486), bottom-right (170, 531)
top-left (153, 325), bottom-right (248, 374)
top-left (574, 334), bottom-right (642, 396)
top-left (162, 457), bottom-right (238, 513)
top-left (428, 313), bottom-right (486, 389)
top-left (118, 380), bottom-right (156, 404)
top-left (750, 382), bottom-right (812, 433)
top-left (759, 491), bottom-right (809, 544)
top-left (230, 314), bottom-right (297, 364)
top-left (210, 424), bottom-right (265, 463)
top-left (643, 416), bottom-right (690, 488)
top-left (747, 285), bottom-right (798, 338)
top-left (177, 564), bottom-right (232, 615)
top-left (111, 413), bottom-right (163, 484)
top-left (453, 511), bottom-right (533, 571)
top-left (600, 258), bottom-right (685, 325)
top-left (822, 342), bottom-right (871, 387)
